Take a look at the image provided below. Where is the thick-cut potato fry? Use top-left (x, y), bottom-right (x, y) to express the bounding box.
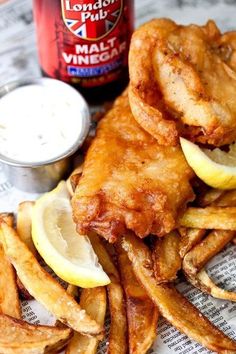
top-left (116, 243), bottom-right (158, 354)
top-left (179, 206), bottom-right (236, 230)
top-left (0, 213), bottom-right (21, 319)
top-left (0, 244), bottom-right (21, 318)
top-left (213, 189), bottom-right (236, 207)
top-left (55, 285), bottom-right (79, 328)
top-left (17, 201), bottom-right (37, 256)
top-left (16, 277), bottom-right (33, 300)
top-left (16, 202), bottom-right (36, 299)
top-left (66, 164), bottom-right (83, 197)
top-left (0, 313), bottom-right (72, 354)
top-left (66, 284), bottom-right (79, 298)
top-left (183, 230), bottom-right (236, 301)
top-left (107, 283), bottom-right (128, 354)
top-left (88, 233), bottom-right (128, 354)
top-left (152, 231), bottom-right (181, 282)
top-left (196, 269), bottom-right (236, 302)
top-left (197, 189), bottom-right (224, 207)
top-left (66, 287), bottom-right (106, 354)
top-left (178, 228), bottom-right (206, 258)
top-left (122, 233), bottom-right (236, 353)
top-left (89, 233), bottom-right (119, 283)
top-left (183, 230), bottom-right (235, 275)
top-left (0, 222), bottom-right (103, 337)
top-left (0, 213), bottom-right (14, 227)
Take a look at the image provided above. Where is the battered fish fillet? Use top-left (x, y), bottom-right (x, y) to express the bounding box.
top-left (72, 93), bottom-right (194, 243)
top-left (129, 19), bottom-right (236, 146)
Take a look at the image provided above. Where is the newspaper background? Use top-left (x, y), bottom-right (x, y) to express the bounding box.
top-left (0, 0), bottom-right (236, 353)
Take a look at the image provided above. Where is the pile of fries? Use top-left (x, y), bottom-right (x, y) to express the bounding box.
top-left (0, 172), bottom-right (236, 354)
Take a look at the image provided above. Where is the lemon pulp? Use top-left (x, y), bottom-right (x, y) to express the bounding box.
top-left (32, 181), bottom-right (110, 288)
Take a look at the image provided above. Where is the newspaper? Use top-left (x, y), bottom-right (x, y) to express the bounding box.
top-left (0, 0), bottom-right (236, 353)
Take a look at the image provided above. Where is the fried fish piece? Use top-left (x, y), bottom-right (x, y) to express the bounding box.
top-left (72, 93), bottom-right (194, 242)
top-left (129, 19), bottom-right (236, 146)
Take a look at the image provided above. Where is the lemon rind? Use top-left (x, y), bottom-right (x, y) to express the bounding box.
top-left (180, 137), bottom-right (236, 190)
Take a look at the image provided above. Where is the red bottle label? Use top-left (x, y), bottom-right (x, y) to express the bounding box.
top-left (33, 0), bottom-right (133, 88)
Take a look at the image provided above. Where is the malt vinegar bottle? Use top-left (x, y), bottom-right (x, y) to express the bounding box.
top-left (33, 0), bottom-right (134, 103)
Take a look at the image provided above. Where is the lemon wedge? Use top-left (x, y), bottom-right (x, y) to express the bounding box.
top-left (32, 181), bottom-right (110, 288)
top-left (180, 137), bottom-right (236, 190)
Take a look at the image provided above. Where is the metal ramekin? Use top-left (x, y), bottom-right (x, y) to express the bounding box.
top-left (0, 78), bottom-right (90, 193)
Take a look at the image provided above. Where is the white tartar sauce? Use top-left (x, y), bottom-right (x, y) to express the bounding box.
top-left (0, 79), bottom-right (88, 163)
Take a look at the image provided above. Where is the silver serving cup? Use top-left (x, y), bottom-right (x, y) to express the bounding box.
top-left (0, 78), bottom-right (90, 193)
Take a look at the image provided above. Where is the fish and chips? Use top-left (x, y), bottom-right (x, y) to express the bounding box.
top-left (2, 16), bottom-right (236, 354)
top-left (70, 17), bottom-right (236, 352)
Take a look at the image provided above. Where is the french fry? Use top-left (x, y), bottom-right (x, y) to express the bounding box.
top-left (152, 231), bottom-right (181, 282)
top-left (0, 213), bottom-right (21, 319)
top-left (16, 277), bottom-right (33, 300)
top-left (213, 189), bottom-right (236, 207)
top-left (55, 284), bottom-right (79, 328)
top-left (17, 201), bottom-right (37, 256)
top-left (0, 221), bottom-right (103, 337)
top-left (0, 313), bottom-right (72, 354)
top-left (107, 283), bottom-right (128, 354)
top-left (66, 284), bottom-right (79, 298)
top-left (0, 213), bottom-right (14, 227)
top-left (183, 230), bottom-right (236, 301)
top-left (197, 189), bottom-right (224, 207)
top-left (16, 202), bottom-right (37, 299)
top-left (66, 287), bottom-right (106, 354)
top-left (122, 233), bottom-right (236, 353)
top-left (178, 228), bottom-right (206, 258)
top-left (179, 206), bottom-right (236, 230)
top-left (183, 230), bottom-right (235, 275)
top-left (196, 269), bottom-right (236, 302)
top-left (88, 233), bottom-right (128, 354)
top-left (116, 243), bottom-right (158, 354)
top-left (88, 233), bottom-right (119, 283)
